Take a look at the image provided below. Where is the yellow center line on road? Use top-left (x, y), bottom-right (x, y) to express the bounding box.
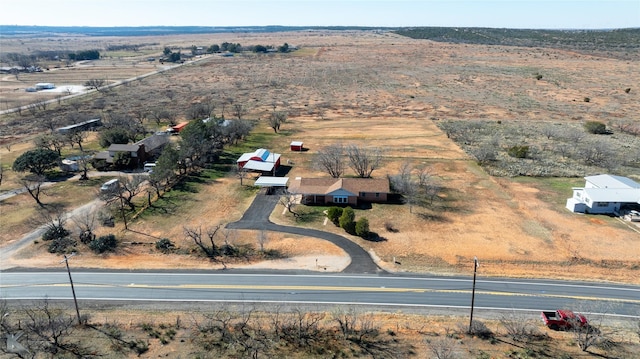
top-left (5, 284), bottom-right (640, 304)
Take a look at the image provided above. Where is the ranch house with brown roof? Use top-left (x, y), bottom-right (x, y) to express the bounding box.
top-left (288, 177), bottom-right (389, 205)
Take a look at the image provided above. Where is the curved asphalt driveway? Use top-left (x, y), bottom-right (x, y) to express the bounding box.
top-left (227, 192), bottom-right (381, 274)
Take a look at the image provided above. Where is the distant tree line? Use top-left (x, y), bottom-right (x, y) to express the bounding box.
top-left (105, 43), bottom-right (158, 52)
top-left (203, 42), bottom-right (291, 54)
top-left (205, 42), bottom-right (242, 53)
top-left (394, 27), bottom-right (640, 54)
top-left (68, 49), bottom-right (100, 61)
top-left (251, 43), bottom-right (291, 53)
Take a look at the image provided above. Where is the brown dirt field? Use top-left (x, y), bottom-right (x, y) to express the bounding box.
top-left (1, 31), bottom-right (639, 285)
top-left (4, 304), bottom-right (635, 358)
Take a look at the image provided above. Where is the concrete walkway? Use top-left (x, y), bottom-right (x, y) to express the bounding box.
top-left (227, 191), bottom-right (382, 274)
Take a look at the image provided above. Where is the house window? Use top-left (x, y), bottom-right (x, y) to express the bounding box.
top-left (375, 192), bottom-right (380, 198)
top-left (333, 196), bottom-right (348, 204)
top-left (585, 198), bottom-right (591, 204)
top-left (596, 202), bottom-right (609, 207)
top-left (359, 192), bottom-right (366, 197)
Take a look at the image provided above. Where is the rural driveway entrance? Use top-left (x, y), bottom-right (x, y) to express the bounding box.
top-left (227, 191), bottom-right (381, 274)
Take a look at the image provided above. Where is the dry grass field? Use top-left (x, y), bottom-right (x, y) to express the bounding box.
top-left (2, 303), bottom-right (638, 359)
top-left (1, 30), bottom-right (640, 286)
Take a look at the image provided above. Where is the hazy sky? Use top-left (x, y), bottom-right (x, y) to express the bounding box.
top-left (0, 0), bottom-right (638, 29)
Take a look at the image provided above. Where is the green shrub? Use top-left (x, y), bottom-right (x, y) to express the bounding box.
top-left (327, 206), bottom-right (343, 225)
top-left (155, 238), bottom-right (174, 252)
top-left (339, 207), bottom-right (356, 234)
top-left (507, 145), bottom-right (529, 158)
top-left (584, 121), bottom-right (607, 134)
top-left (355, 217), bottom-right (370, 238)
top-left (42, 226), bottom-right (70, 241)
top-left (89, 234), bottom-right (118, 253)
top-left (47, 237), bottom-right (77, 254)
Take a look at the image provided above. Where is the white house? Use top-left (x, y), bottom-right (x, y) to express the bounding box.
top-left (566, 174), bottom-right (640, 214)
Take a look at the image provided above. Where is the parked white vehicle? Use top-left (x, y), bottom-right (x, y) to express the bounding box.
top-left (143, 163), bottom-right (156, 173)
top-left (100, 179), bottom-right (119, 192)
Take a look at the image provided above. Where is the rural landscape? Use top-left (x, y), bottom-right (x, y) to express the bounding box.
top-left (1, 25), bottom-right (639, 358)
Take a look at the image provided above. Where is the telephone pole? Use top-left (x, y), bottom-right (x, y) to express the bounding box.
top-left (468, 256), bottom-right (479, 334)
top-left (61, 253), bottom-right (82, 325)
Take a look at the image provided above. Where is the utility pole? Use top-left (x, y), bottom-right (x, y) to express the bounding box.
top-left (61, 253), bottom-right (82, 325)
top-left (468, 256), bottom-right (479, 334)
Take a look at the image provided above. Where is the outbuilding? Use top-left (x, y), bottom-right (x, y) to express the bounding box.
top-left (171, 122), bottom-right (189, 133)
top-left (35, 83), bottom-right (55, 90)
top-left (290, 141), bottom-right (304, 151)
top-left (237, 148), bottom-right (281, 174)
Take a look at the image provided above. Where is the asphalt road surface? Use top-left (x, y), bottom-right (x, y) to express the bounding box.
top-left (1, 272), bottom-right (639, 319)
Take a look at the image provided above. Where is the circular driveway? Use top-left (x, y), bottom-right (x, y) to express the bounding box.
top-left (227, 191), bottom-right (382, 274)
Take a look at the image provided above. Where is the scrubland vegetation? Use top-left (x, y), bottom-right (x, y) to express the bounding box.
top-left (1, 27), bottom-right (640, 357)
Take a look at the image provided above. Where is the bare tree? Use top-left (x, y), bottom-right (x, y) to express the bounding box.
top-left (37, 206), bottom-right (68, 235)
top-left (117, 175), bottom-right (145, 210)
top-left (555, 142), bottom-right (572, 159)
top-left (541, 124), bottom-right (559, 139)
top-left (184, 224), bottom-right (221, 260)
top-left (187, 99), bottom-right (216, 120)
top-left (471, 144), bottom-right (497, 165)
top-left (232, 103), bottom-right (247, 120)
top-left (569, 304), bottom-right (618, 354)
top-left (346, 144), bottom-right (382, 178)
top-left (150, 107), bottom-right (173, 126)
top-left (85, 78), bottom-right (106, 92)
top-left (22, 299), bottom-right (90, 356)
top-left (235, 166), bottom-right (249, 185)
top-left (69, 99), bottom-right (83, 112)
top-left (224, 119), bottom-right (253, 145)
top-left (279, 190), bottom-right (302, 220)
top-left (1, 299), bottom-right (89, 357)
top-left (417, 167), bottom-right (442, 205)
top-left (73, 208), bottom-right (97, 244)
top-left (21, 175), bottom-right (47, 207)
top-left (65, 130), bottom-right (87, 152)
top-left (316, 144), bottom-right (345, 178)
top-left (499, 310), bottom-right (541, 343)
top-left (267, 111), bottom-right (287, 133)
top-left (39, 116), bottom-right (60, 133)
top-left (130, 108), bottom-right (148, 126)
top-left (578, 139), bottom-right (615, 168)
top-left (76, 151), bottom-right (92, 180)
top-left (26, 103), bottom-right (39, 116)
top-left (389, 162), bottom-right (418, 212)
top-left (0, 164), bottom-right (4, 187)
top-left (34, 132), bottom-right (66, 156)
top-left (257, 230), bottom-right (268, 252)
top-left (426, 336), bottom-right (460, 359)
top-left (34, 98), bottom-right (48, 112)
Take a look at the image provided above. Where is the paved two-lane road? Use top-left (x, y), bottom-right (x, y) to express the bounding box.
top-left (1, 272), bottom-right (639, 318)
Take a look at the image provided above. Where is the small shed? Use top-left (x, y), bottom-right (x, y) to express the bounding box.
top-left (290, 141), bottom-right (304, 151)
